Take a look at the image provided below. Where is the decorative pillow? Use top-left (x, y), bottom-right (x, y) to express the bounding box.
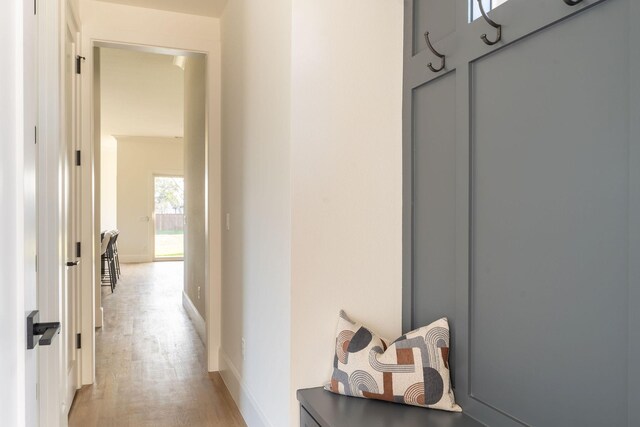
top-left (325, 310), bottom-right (461, 412)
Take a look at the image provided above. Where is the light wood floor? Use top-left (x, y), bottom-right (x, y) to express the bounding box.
top-left (69, 262), bottom-right (245, 427)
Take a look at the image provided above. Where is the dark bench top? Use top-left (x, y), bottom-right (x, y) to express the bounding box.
top-left (297, 387), bottom-right (485, 427)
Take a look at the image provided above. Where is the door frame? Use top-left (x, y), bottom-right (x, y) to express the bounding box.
top-left (62, 3), bottom-right (82, 416)
top-left (151, 173), bottom-right (186, 262)
top-left (79, 30), bottom-right (222, 383)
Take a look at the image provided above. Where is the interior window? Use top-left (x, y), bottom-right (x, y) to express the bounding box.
top-left (470, 0), bottom-right (510, 22)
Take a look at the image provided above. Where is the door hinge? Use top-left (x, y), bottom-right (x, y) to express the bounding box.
top-left (35, 254), bottom-right (38, 272)
top-left (76, 333), bottom-right (82, 349)
top-left (36, 383), bottom-right (39, 401)
top-left (34, 126), bottom-right (37, 144)
top-left (34, 0), bottom-right (37, 15)
top-left (76, 150), bottom-right (81, 166)
top-left (76, 55), bottom-right (86, 74)
top-left (76, 242), bottom-right (82, 258)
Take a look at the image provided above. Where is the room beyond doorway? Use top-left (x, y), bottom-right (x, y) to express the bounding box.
top-left (97, 45), bottom-right (209, 343)
top-left (153, 175), bottom-right (185, 260)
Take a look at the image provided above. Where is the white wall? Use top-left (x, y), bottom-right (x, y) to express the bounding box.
top-left (100, 135), bottom-right (117, 230)
top-left (219, 1), bottom-right (292, 426)
top-left (69, 0), bottom-right (80, 16)
top-left (94, 0), bottom-right (228, 17)
top-left (184, 56), bottom-right (207, 318)
top-left (116, 136), bottom-right (184, 262)
top-left (220, 1), bottom-right (402, 425)
top-left (289, 1), bottom-right (404, 424)
top-left (100, 47), bottom-right (185, 138)
top-left (0, 1), bottom-right (23, 425)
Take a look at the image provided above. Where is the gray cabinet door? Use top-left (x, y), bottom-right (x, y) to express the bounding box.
top-left (300, 406), bottom-right (321, 427)
top-left (404, 0), bottom-right (640, 425)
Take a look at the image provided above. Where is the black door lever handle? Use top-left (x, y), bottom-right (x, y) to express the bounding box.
top-left (35, 322), bottom-right (61, 345)
top-left (26, 311), bottom-right (61, 349)
top-left (66, 260), bottom-right (80, 267)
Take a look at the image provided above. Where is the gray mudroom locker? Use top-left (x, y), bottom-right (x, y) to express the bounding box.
top-left (403, 0), bottom-right (640, 425)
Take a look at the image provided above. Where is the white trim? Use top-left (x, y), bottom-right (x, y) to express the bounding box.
top-left (119, 255), bottom-right (152, 264)
top-left (79, 38), bottom-right (97, 387)
top-left (98, 306), bottom-right (103, 329)
top-left (182, 291), bottom-right (205, 344)
top-left (219, 350), bottom-right (272, 427)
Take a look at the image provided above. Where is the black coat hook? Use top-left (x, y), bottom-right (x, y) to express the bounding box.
top-left (563, 0), bottom-right (583, 5)
top-left (424, 32), bottom-right (445, 73)
top-left (476, 0), bottom-right (502, 46)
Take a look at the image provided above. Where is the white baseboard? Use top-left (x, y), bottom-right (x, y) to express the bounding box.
top-left (182, 291), bottom-right (206, 344)
top-left (219, 350), bottom-right (272, 427)
top-left (96, 306), bottom-right (104, 328)
top-left (119, 254), bottom-right (151, 263)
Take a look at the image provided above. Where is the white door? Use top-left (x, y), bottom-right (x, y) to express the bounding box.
top-left (62, 11), bottom-right (81, 417)
top-left (35, 2), bottom-right (82, 425)
top-left (24, 0), bottom-right (39, 425)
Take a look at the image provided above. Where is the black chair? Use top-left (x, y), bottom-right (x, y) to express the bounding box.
top-left (100, 231), bottom-right (117, 292)
top-left (111, 229), bottom-right (121, 279)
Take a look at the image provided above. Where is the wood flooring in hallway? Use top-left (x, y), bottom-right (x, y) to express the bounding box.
top-left (69, 262), bottom-right (245, 427)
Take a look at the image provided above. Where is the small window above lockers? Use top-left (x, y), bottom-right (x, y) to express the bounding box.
top-left (470, 0), bottom-right (510, 22)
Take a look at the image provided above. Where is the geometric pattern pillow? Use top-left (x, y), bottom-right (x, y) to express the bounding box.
top-left (325, 310), bottom-right (462, 412)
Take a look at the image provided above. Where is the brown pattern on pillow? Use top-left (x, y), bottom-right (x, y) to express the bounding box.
top-left (325, 310), bottom-right (461, 412)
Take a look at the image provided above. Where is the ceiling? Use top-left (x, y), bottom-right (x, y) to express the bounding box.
top-left (96, 0), bottom-right (228, 17)
top-left (101, 48), bottom-right (184, 138)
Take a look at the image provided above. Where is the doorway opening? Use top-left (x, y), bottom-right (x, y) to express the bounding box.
top-left (153, 175), bottom-right (185, 260)
top-left (71, 42), bottom-right (213, 423)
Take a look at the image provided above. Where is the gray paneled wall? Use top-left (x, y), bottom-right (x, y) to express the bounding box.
top-left (412, 73), bottom-right (457, 383)
top-left (403, 0), bottom-right (639, 425)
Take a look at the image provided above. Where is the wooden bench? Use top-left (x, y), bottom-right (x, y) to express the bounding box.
top-left (297, 387), bottom-right (484, 427)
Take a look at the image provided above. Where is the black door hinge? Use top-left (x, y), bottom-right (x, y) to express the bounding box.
top-left (76, 242), bottom-right (81, 258)
top-left (76, 150), bottom-right (81, 166)
top-left (34, 0), bottom-right (37, 15)
top-left (76, 333), bottom-right (82, 349)
top-left (34, 126), bottom-right (37, 144)
top-left (76, 55), bottom-right (85, 74)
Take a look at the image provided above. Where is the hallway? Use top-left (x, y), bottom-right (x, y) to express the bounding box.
top-left (69, 262), bottom-right (245, 426)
